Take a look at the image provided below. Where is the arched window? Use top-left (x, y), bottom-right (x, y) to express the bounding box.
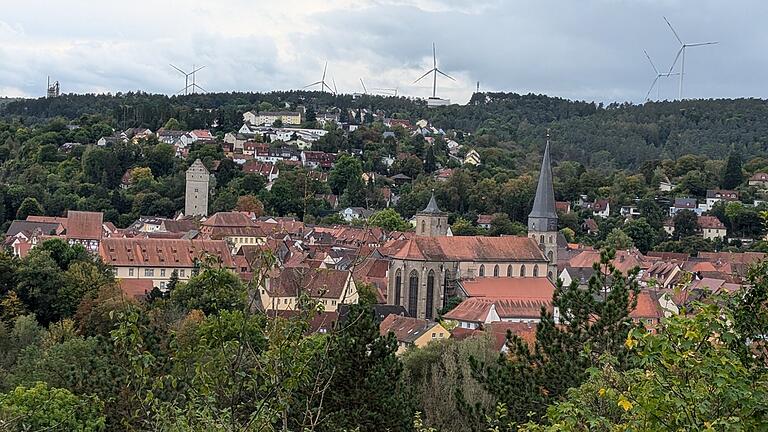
top-left (443, 271), bottom-right (450, 307)
top-left (479, 265), bottom-right (485, 277)
top-left (408, 271), bottom-right (419, 317)
top-left (420, 220), bottom-right (426, 234)
top-left (520, 265), bottom-right (526, 277)
top-left (493, 265), bottom-right (499, 277)
top-left (548, 271), bottom-right (553, 279)
top-left (506, 265), bottom-right (513, 277)
top-left (426, 270), bottom-right (435, 320)
top-left (539, 235), bottom-right (544, 244)
top-left (549, 235), bottom-right (554, 244)
top-left (394, 269), bottom-right (402, 305)
top-left (548, 250), bottom-right (554, 262)
top-left (533, 265), bottom-right (539, 277)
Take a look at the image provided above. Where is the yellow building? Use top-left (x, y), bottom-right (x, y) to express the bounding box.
top-left (379, 314), bottom-right (450, 355)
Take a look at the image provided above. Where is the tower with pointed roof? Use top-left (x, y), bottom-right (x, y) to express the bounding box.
top-left (528, 135), bottom-right (558, 280)
top-left (185, 159), bottom-right (211, 217)
top-left (415, 192), bottom-right (448, 237)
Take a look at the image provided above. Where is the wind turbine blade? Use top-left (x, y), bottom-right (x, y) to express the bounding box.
top-left (667, 47), bottom-right (684, 75)
top-left (322, 82), bottom-right (334, 93)
top-left (643, 50), bottom-right (659, 74)
top-left (436, 69), bottom-right (455, 81)
top-left (663, 16), bottom-right (683, 45)
top-left (687, 41), bottom-right (718, 47)
top-left (432, 42), bottom-right (437, 69)
top-left (414, 69), bottom-right (434, 84)
top-left (304, 81), bottom-right (322, 88)
top-left (177, 86), bottom-right (190, 95)
top-left (332, 77), bottom-right (337, 94)
top-left (169, 64), bottom-right (186, 75)
top-left (360, 78), bottom-right (367, 94)
top-left (322, 62), bottom-right (327, 81)
top-left (645, 76), bottom-right (659, 101)
top-left (191, 65), bottom-right (206, 74)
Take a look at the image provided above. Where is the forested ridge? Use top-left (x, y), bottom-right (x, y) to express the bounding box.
top-left (4, 91), bottom-right (768, 168)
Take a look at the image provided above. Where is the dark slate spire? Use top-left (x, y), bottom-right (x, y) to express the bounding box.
top-left (528, 136), bottom-right (557, 222)
top-left (421, 191), bottom-right (443, 214)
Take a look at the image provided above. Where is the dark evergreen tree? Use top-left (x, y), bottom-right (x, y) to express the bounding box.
top-left (722, 148), bottom-right (743, 189)
top-left (673, 209), bottom-right (699, 239)
top-left (469, 250), bottom-right (640, 425)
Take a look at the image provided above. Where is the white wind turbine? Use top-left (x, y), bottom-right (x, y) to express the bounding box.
top-left (413, 42), bottom-right (454, 98)
top-left (304, 62), bottom-right (335, 94)
top-left (663, 16), bottom-right (718, 100)
top-left (643, 49), bottom-right (679, 101)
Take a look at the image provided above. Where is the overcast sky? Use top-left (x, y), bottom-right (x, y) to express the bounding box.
top-left (0, 0), bottom-right (765, 104)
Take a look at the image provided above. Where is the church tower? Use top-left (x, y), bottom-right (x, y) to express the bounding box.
top-left (415, 192), bottom-right (448, 237)
top-left (528, 136), bottom-right (558, 280)
top-left (185, 159), bottom-right (211, 217)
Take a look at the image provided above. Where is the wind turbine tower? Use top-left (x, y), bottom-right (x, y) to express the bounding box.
top-left (663, 16), bottom-right (718, 100)
top-left (643, 50), bottom-right (679, 101)
top-left (414, 42), bottom-right (454, 107)
top-left (304, 62), bottom-right (335, 94)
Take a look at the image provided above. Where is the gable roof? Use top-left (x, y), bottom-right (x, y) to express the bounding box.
top-left (6, 220), bottom-right (63, 237)
top-left (100, 238), bottom-right (233, 268)
top-left (379, 314), bottom-right (442, 343)
top-left (381, 236), bottom-right (546, 262)
top-left (459, 277), bottom-right (555, 298)
top-left (266, 267), bottom-right (351, 300)
top-left (66, 211), bottom-right (103, 240)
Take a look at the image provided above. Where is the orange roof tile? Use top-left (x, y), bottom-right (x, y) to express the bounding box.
top-left (66, 210), bottom-right (103, 240)
top-left (381, 236), bottom-right (545, 262)
top-left (459, 277), bottom-right (555, 299)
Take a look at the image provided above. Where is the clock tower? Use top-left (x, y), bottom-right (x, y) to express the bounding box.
top-left (528, 135), bottom-right (559, 280)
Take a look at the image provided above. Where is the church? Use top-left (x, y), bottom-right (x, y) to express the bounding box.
top-left (379, 140), bottom-right (558, 320)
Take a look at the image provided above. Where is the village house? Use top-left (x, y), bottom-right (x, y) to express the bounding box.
top-left (663, 215), bottom-right (727, 240)
top-left (242, 160), bottom-right (279, 182)
top-left (243, 111), bottom-right (302, 126)
top-left (379, 314), bottom-right (450, 355)
top-left (301, 151), bottom-right (336, 169)
top-left (591, 199), bottom-right (610, 218)
top-left (100, 237), bottom-right (233, 290)
top-left (703, 189), bottom-right (739, 211)
top-left (339, 207), bottom-right (374, 222)
top-left (199, 212), bottom-right (267, 253)
top-left (463, 149), bottom-right (481, 166)
top-left (669, 197), bottom-right (701, 216)
top-left (259, 267), bottom-right (358, 313)
top-left (748, 172), bottom-right (768, 189)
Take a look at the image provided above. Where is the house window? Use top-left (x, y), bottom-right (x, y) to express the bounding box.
top-left (507, 265), bottom-right (513, 277)
top-left (432, 333), bottom-right (436, 338)
top-left (533, 265), bottom-right (539, 277)
top-left (479, 265), bottom-right (485, 277)
top-left (408, 271), bottom-right (419, 318)
top-left (145, 269), bottom-right (155, 277)
top-left (493, 265), bottom-right (499, 277)
top-left (394, 269), bottom-right (402, 305)
top-left (160, 269), bottom-right (166, 277)
top-left (426, 270), bottom-right (435, 320)
top-left (128, 268), bottom-right (134, 277)
top-left (548, 251), bottom-right (554, 262)
top-left (521, 265), bottom-right (526, 277)
top-left (179, 270), bottom-right (186, 277)
top-left (421, 220), bottom-right (426, 234)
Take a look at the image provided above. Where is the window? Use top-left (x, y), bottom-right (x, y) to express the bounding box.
top-left (431, 333), bottom-right (436, 338)
top-left (160, 269), bottom-right (166, 277)
top-left (395, 269), bottom-right (402, 305)
top-left (520, 265), bottom-right (526, 277)
top-left (539, 234), bottom-right (544, 244)
top-left (493, 265), bottom-right (499, 277)
top-left (179, 270), bottom-right (186, 277)
top-left (533, 265), bottom-right (539, 277)
top-left (479, 265), bottom-right (485, 277)
top-left (128, 268), bottom-right (134, 277)
top-left (421, 220), bottom-right (426, 234)
top-left (144, 268), bottom-right (154, 277)
top-left (408, 271), bottom-right (419, 318)
top-left (507, 265), bottom-right (513, 277)
top-left (548, 251), bottom-right (554, 261)
top-left (426, 270), bottom-right (435, 320)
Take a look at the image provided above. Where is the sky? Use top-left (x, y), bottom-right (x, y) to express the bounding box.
top-left (0, 0), bottom-right (765, 104)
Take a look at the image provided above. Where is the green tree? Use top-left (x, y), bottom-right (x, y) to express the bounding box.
top-left (604, 228), bottom-right (634, 250)
top-left (368, 208), bottom-right (411, 232)
top-left (722, 148), bottom-right (743, 189)
top-left (672, 209), bottom-right (698, 239)
top-left (0, 382), bottom-right (105, 431)
top-left (171, 256), bottom-right (247, 315)
top-left (329, 153), bottom-right (364, 195)
top-left (623, 218), bottom-right (656, 253)
top-left (15, 197), bottom-right (43, 220)
top-left (488, 213), bottom-right (526, 236)
top-left (471, 250), bottom-right (640, 425)
top-left (163, 117), bottom-right (183, 130)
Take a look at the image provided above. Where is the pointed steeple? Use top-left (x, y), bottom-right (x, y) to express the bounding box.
top-left (421, 191), bottom-right (443, 214)
top-left (529, 134), bottom-right (557, 222)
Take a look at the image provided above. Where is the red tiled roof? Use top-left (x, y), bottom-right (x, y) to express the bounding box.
top-left (569, 249), bottom-right (646, 274)
top-left (100, 238), bottom-right (234, 268)
top-left (443, 298), bottom-right (495, 322)
top-left (698, 216), bottom-right (725, 230)
top-left (266, 267), bottom-right (352, 300)
top-left (26, 215), bottom-right (69, 229)
top-left (476, 214), bottom-right (493, 225)
top-left (380, 236), bottom-right (546, 262)
top-left (379, 314), bottom-right (441, 343)
top-left (460, 277), bottom-right (555, 299)
top-left (630, 290), bottom-right (663, 320)
top-left (118, 279), bottom-right (153, 299)
top-left (66, 210), bottom-right (103, 240)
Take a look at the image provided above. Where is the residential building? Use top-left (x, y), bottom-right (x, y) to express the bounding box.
top-left (100, 238), bottom-right (233, 289)
top-left (65, 210), bottom-right (103, 252)
top-left (748, 172), bottom-right (768, 189)
top-left (301, 151), bottom-right (336, 169)
top-left (243, 111), bottom-right (302, 126)
top-left (190, 129), bottom-right (214, 142)
top-left (339, 207), bottom-right (374, 222)
top-left (463, 149), bottom-right (481, 166)
top-left (704, 189), bottom-right (739, 211)
top-left (476, 214), bottom-right (493, 230)
top-left (379, 314), bottom-right (450, 355)
top-left (669, 197), bottom-right (701, 216)
top-left (259, 267), bottom-right (358, 312)
top-left (592, 199), bottom-right (610, 218)
top-left (242, 160), bottom-right (279, 182)
top-left (200, 212), bottom-right (266, 253)
top-left (555, 201), bottom-right (571, 214)
top-left (699, 215), bottom-right (728, 240)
